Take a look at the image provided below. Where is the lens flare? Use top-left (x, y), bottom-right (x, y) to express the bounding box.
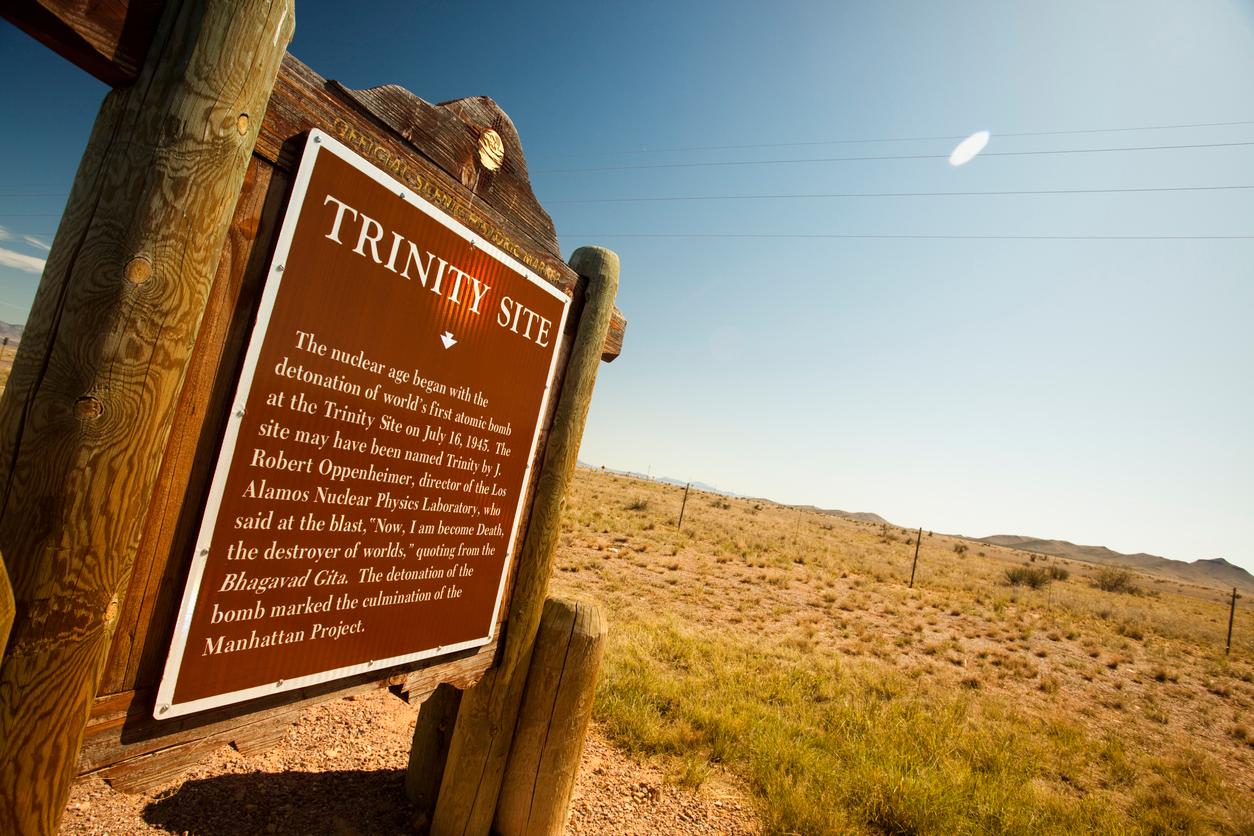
top-left (948, 130), bottom-right (991, 166)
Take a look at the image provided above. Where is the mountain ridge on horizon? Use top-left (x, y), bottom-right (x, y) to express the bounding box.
top-left (579, 469), bottom-right (1252, 593)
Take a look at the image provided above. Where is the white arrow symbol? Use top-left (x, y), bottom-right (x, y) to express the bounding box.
top-left (440, 331), bottom-right (457, 349)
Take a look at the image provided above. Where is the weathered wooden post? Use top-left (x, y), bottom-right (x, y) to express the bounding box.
top-left (495, 598), bottom-right (606, 836)
top-left (677, 481), bottom-right (691, 529)
top-left (428, 247), bottom-right (619, 836)
top-left (407, 683), bottom-right (465, 823)
top-left (0, 0), bottom-right (294, 831)
top-left (909, 526), bottom-right (922, 588)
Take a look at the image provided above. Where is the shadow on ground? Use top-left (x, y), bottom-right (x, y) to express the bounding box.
top-left (142, 768), bottom-right (416, 835)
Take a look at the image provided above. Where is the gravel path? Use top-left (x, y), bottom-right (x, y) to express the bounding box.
top-left (60, 688), bottom-right (760, 835)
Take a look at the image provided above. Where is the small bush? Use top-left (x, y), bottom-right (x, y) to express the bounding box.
top-left (1116, 621), bottom-right (1146, 641)
top-left (625, 498), bottom-right (649, 511)
top-left (953, 543), bottom-right (969, 556)
top-left (1005, 566), bottom-right (1052, 589)
top-left (1046, 566), bottom-right (1070, 582)
top-left (1094, 568), bottom-right (1140, 595)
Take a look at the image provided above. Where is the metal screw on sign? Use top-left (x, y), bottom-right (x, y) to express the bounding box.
top-left (158, 705), bottom-right (169, 715)
top-left (276, 679), bottom-right (284, 687)
top-left (275, 264), bottom-right (284, 272)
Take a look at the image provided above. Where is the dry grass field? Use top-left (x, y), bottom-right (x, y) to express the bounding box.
top-left (550, 467), bottom-right (1254, 835)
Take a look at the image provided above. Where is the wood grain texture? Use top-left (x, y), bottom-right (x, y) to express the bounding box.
top-left (100, 158), bottom-right (286, 697)
top-left (79, 639), bottom-right (497, 774)
top-left (406, 683), bottom-right (464, 828)
top-left (260, 58), bottom-right (625, 362)
top-left (0, 0), bottom-right (163, 86)
top-left (0, 552), bottom-right (13, 658)
top-left (495, 598), bottom-right (606, 836)
top-left (431, 247), bottom-right (620, 836)
top-left (0, 1), bottom-right (294, 832)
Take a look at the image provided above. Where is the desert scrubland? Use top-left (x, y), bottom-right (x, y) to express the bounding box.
top-left (550, 467), bottom-right (1254, 835)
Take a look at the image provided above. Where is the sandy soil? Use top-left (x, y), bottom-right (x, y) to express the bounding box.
top-left (60, 687), bottom-right (759, 835)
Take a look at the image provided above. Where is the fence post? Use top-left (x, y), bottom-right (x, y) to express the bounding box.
top-left (677, 482), bottom-right (690, 529)
top-left (429, 247), bottom-right (619, 836)
top-left (1227, 587), bottom-right (1238, 656)
top-left (0, 2), bottom-right (294, 832)
top-left (909, 527), bottom-right (922, 588)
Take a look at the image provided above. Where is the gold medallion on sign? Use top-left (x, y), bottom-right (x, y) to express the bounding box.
top-left (478, 129), bottom-right (505, 171)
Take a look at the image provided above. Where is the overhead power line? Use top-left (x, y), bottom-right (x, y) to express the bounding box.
top-left (570, 232), bottom-right (1254, 241)
top-left (548, 183), bottom-right (1254, 205)
top-left (536, 140), bottom-right (1254, 174)
top-left (536, 119), bottom-right (1254, 158)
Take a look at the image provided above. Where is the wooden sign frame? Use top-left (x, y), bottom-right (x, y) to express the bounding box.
top-left (0, 0), bottom-right (625, 807)
top-left (155, 129), bottom-right (570, 719)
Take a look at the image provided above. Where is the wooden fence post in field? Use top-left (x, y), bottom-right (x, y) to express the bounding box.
top-left (909, 526), bottom-right (922, 588)
top-left (495, 598), bottom-right (607, 836)
top-left (677, 481), bottom-right (691, 529)
top-left (427, 247), bottom-right (620, 836)
top-left (1228, 587), bottom-right (1238, 656)
top-left (0, 1), bottom-right (294, 832)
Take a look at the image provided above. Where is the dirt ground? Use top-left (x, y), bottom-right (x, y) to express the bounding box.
top-left (59, 687), bottom-right (760, 835)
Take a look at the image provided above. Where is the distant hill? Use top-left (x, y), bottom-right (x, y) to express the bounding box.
top-left (977, 535), bottom-right (1254, 592)
top-left (577, 463), bottom-right (738, 497)
top-left (0, 321), bottom-right (23, 341)
top-left (819, 509), bottom-right (892, 526)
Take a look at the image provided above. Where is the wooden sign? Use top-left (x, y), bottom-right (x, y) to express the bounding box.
top-left (155, 130), bottom-right (569, 718)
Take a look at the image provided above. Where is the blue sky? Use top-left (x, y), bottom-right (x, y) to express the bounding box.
top-left (1, 1), bottom-right (1252, 571)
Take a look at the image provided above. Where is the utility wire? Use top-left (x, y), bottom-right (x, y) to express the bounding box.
top-left (536, 140), bottom-right (1254, 174)
top-left (571, 232), bottom-right (1254, 241)
top-left (535, 119), bottom-right (1254, 158)
top-left (548, 183), bottom-right (1254, 205)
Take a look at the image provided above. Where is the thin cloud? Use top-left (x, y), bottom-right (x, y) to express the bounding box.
top-left (0, 226), bottom-right (11, 241)
top-left (0, 247), bottom-right (47, 274)
top-left (22, 235), bottom-right (50, 252)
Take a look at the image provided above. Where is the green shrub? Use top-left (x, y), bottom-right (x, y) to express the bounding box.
top-left (1094, 568), bottom-right (1140, 595)
top-left (1005, 566), bottom-right (1052, 589)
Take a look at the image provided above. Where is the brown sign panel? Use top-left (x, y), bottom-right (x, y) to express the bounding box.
top-left (155, 131), bottom-right (569, 718)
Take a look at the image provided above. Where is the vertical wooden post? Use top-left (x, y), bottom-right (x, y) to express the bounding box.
top-left (429, 247), bottom-right (619, 836)
top-left (909, 526), bottom-right (922, 588)
top-left (407, 684), bottom-right (464, 829)
top-left (495, 598), bottom-right (607, 836)
top-left (677, 482), bottom-right (690, 529)
top-left (1227, 587), bottom-right (1238, 656)
top-left (0, 2), bottom-right (294, 833)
